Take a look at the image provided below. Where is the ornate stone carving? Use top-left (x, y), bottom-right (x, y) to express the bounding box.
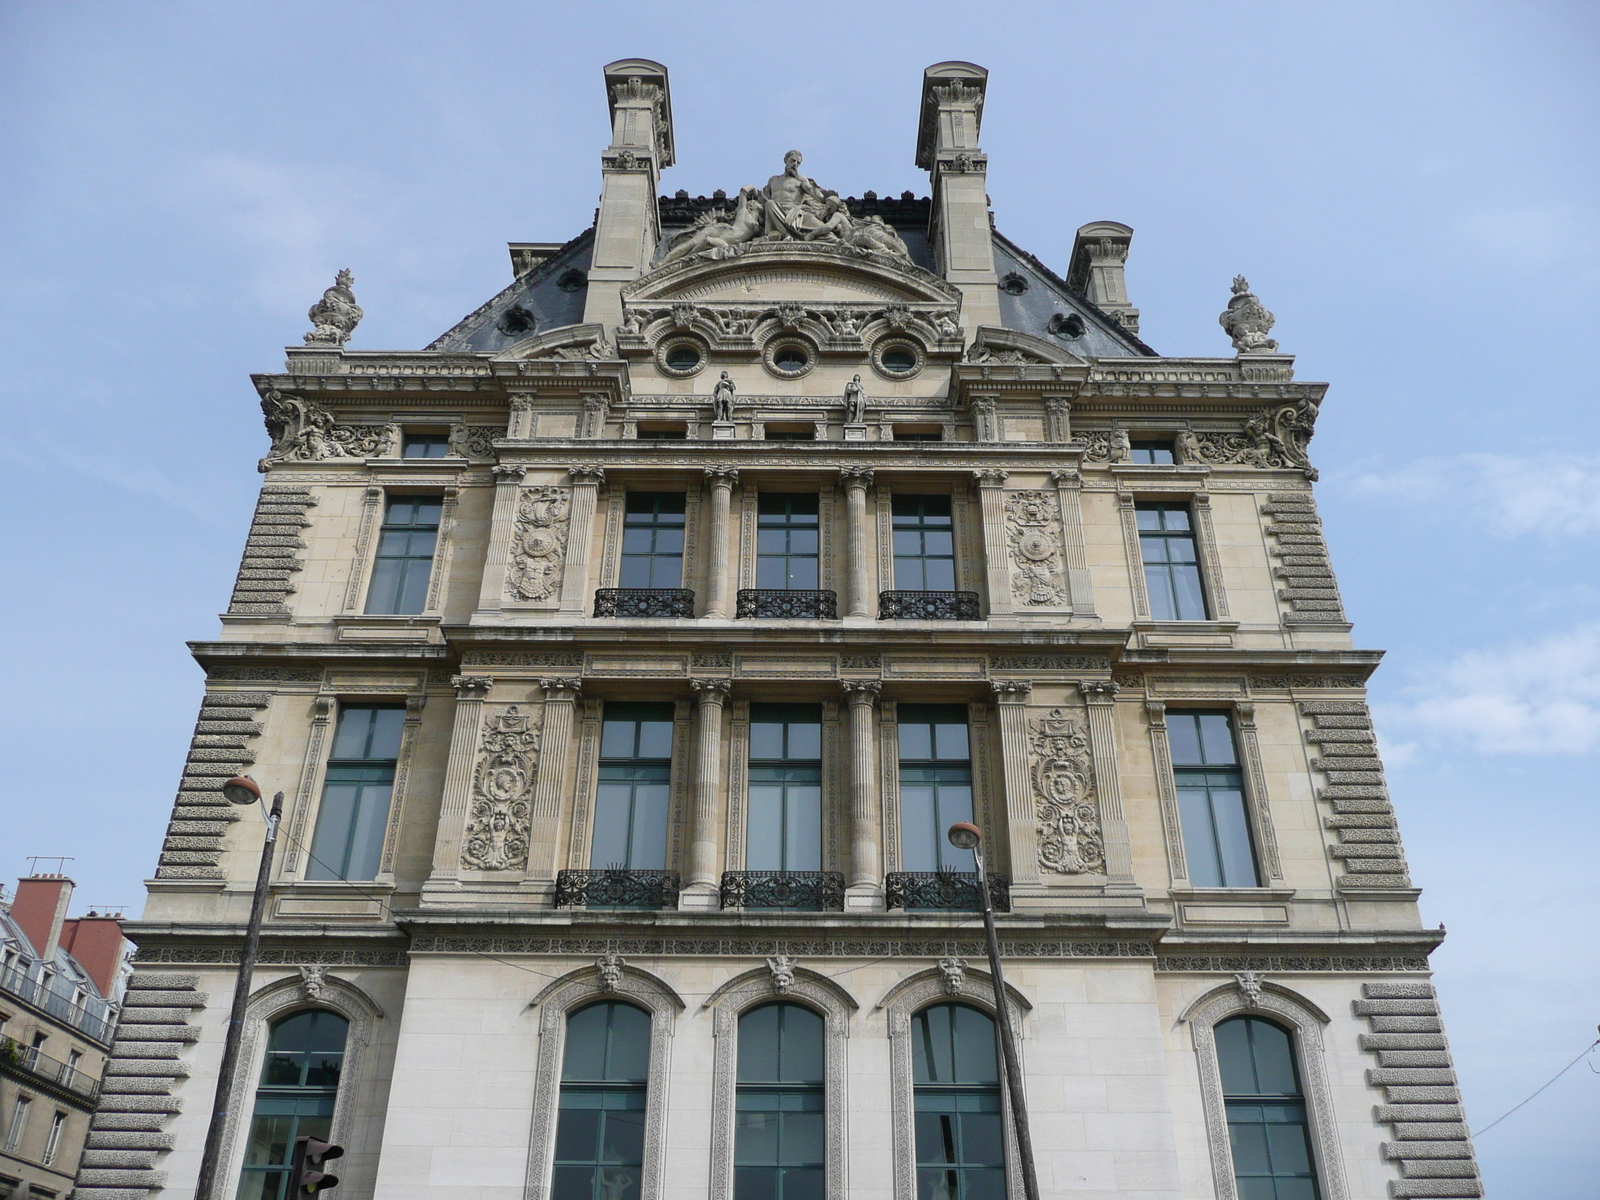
top-left (766, 955), bottom-right (797, 994)
top-left (460, 705), bottom-right (540, 871)
top-left (444, 424), bottom-right (504, 460)
top-left (303, 268), bottom-right (363, 347)
top-left (504, 486), bottom-right (572, 602)
top-left (596, 952), bottom-right (626, 993)
top-left (712, 371), bottom-right (736, 421)
top-left (1004, 491), bottom-right (1068, 606)
top-left (937, 956), bottom-right (967, 994)
top-left (1028, 708), bottom-right (1106, 875)
top-left (1219, 275), bottom-right (1279, 353)
top-left (843, 374), bottom-right (867, 423)
top-left (662, 186), bottom-right (765, 264)
top-left (1079, 428), bottom-right (1132, 463)
top-left (297, 965), bottom-right (328, 1000)
top-left (258, 392), bottom-right (383, 468)
top-left (451, 675), bottom-right (494, 698)
top-left (1234, 971), bottom-right (1264, 1009)
top-left (1175, 403), bottom-right (1320, 476)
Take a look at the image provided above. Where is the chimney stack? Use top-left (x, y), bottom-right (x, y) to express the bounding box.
top-left (11, 874), bottom-right (75, 960)
top-left (58, 913), bottom-right (126, 998)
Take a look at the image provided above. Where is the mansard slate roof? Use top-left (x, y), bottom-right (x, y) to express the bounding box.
top-left (428, 194), bottom-right (1153, 357)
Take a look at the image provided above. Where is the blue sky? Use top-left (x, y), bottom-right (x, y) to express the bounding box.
top-left (2, 2), bottom-right (1596, 1193)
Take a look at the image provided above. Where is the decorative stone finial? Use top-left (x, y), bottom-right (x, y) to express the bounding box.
top-left (1219, 275), bottom-right (1278, 353)
top-left (304, 269), bottom-right (363, 347)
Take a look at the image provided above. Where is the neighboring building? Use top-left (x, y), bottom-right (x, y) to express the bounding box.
top-left (1, 875), bottom-right (126, 1200)
top-left (80, 59), bottom-right (1482, 1200)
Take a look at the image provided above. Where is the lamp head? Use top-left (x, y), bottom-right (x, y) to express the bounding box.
top-left (221, 776), bottom-right (262, 806)
top-left (946, 822), bottom-right (982, 851)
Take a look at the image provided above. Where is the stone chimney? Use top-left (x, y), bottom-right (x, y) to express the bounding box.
top-left (10, 874), bottom-right (74, 960)
top-left (583, 58), bottom-right (676, 334)
top-left (1067, 221), bottom-right (1140, 336)
top-left (58, 913), bottom-right (126, 998)
top-left (916, 62), bottom-right (1001, 338)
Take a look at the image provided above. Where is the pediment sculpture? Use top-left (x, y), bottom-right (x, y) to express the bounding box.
top-left (661, 150), bottom-right (910, 265)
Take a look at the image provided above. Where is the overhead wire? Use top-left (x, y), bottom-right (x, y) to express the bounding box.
top-left (1470, 1030), bottom-right (1600, 1138)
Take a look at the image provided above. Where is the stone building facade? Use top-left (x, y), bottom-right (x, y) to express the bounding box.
top-left (82, 59), bottom-right (1482, 1200)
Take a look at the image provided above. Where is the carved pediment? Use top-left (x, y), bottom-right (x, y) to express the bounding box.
top-left (626, 240), bottom-right (959, 305)
top-left (964, 326), bottom-right (1088, 367)
top-left (492, 322), bottom-right (616, 363)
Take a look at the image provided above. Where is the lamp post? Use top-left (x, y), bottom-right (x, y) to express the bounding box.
top-left (947, 821), bottom-right (1040, 1200)
top-left (192, 777), bottom-right (282, 1200)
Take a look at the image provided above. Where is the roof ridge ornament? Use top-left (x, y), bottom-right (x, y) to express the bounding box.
top-left (303, 269), bottom-right (363, 347)
top-left (1219, 275), bottom-right (1280, 353)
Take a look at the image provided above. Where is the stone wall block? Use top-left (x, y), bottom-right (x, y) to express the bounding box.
top-left (109, 1041), bottom-right (188, 1060)
top-left (86, 1131), bottom-right (178, 1151)
top-left (104, 1058), bottom-right (189, 1077)
top-left (1390, 1122), bottom-right (1469, 1141)
top-left (1365, 982), bottom-right (1437, 1000)
top-left (1360, 1033), bottom-right (1449, 1051)
top-left (101, 1076), bottom-right (181, 1095)
top-left (86, 1113), bottom-right (170, 1132)
top-left (81, 1150), bottom-right (162, 1169)
top-left (1376, 1050), bottom-right (1452, 1068)
top-left (115, 1023), bottom-right (201, 1043)
top-left (1367, 1068), bottom-right (1457, 1086)
top-left (1383, 1141), bottom-right (1474, 1159)
top-left (77, 1170), bottom-right (171, 1189)
top-left (94, 1094), bottom-right (183, 1112)
top-left (1388, 1180), bottom-right (1484, 1198)
top-left (1384, 1087), bottom-right (1463, 1104)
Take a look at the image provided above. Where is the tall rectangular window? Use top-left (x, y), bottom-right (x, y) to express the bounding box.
top-left (591, 703), bottom-right (675, 871)
top-left (747, 704), bottom-right (823, 872)
top-left (41, 1111), bottom-right (65, 1166)
top-left (756, 495), bottom-right (820, 590)
top-left (1137, 501), bottom-right (1207, 620)
top-left (898, 705), bottom-right (974, 873)
top-left (892, 496), bottom-right (956, 591)
top-left (3, 1096), bottom-right (29, 1153)
top-left (553, 1002), bottom-right (649, 1200)
top-left (365, 495), bottom-right (442, 615)
top-left (618, 494), bottom-right (686, 589)
top-left (308, 705), bottom-right (405, 882)
top-left (1169, 710), bottom-right (1259, 888)
top-left (1216, 1017), bottom-right (1321, 1199)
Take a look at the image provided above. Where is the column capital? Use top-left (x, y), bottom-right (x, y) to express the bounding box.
top-left (691, 677), bottom-right (733, 700)
top-left (1144, 699), bottom-right (1167, 724)
top-left (839, 466), bottom-right (875, 490)
top-left (991, 680), bottom-right (1032, 701)
top-left (1044, 396), bottom-right (1072, 414)
top-left (539, 677), bottom-right (584, 700)
top-left (450, 675), bottom-right (494, 699)
top-left (1233, 700), bottom-right (1257, 728)
top-left (704, 466), bottom-right (740, 487)
top-left (569, 465), bottom-right (607, 485)
top-left (972, 468), bottom-right (1009, 487)
top-left (1051, 468), bottom-right (1081, 487)
top-left (841, 680), bottom-right (882, 704)
top-left (1078, 680), bottom-right (1121, 704)
top-left (491, 464), bottom-right (527, 482)
top-left (405, 694), bottom-right (428, 717)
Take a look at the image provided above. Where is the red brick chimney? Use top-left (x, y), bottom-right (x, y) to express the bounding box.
top-left (58, 914), bottom-right (126, 998)
top-left (10, 874), bottom-right (74, 960)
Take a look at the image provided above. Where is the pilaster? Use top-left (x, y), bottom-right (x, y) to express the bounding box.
top-left (973, 469), bottom-right (1010, 617)
top-left (992, 680), bottom-right (1039, 885)
top-left (530, 678), bottom-right (583, 882)
top-left (422, 675), bottom-right (494, 897)
top-left (477, 465), bottom-right (526, 613)
top-left (1051, 469), bottom-right (1096, 617)
top-left (1079, 682), bottom-right (1138, 892)
top-left (559, 467), bottom-right (606, 614)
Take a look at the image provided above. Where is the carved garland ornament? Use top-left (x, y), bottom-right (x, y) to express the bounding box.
top-left (1028, 708), bottom-right (1106, 875)
top-left (1004, 490), bottom-right (1069, 606)
top-left (505, 486), bottom-right (571, 602)
top-left (461, 705), bottom-right (540, 871)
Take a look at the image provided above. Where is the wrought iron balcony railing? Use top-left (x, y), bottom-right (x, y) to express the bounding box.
top-left (877, 590), bottom-right (983, 620)
top-left (736, 589), bottom-right (839, 619)
top-left (593, 588), bottom-right (696, 618)
top-left (885, 871), bottom-right (1012, 913)
top-left (555, 869), bottom-right (681, 909)
top-left (0, 1036), bottom-right (101, 1102)
top-left (0, 963), bottom-right (115, 1045)
top-left (720, 871), bottom-right (847, 911)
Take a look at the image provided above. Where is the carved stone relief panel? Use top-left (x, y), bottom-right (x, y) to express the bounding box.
top-left (666, 697), bottom-right (695, 873)
top-left (952, 487), bottom-right (981, 596)
top-left (823, 699), bottom-right (842, 874)
top-left (1027, 708), bottom-right (1106, 875)
top-left (1004, 490), bottom-right (1069, 607)
top-left (505, 486), bottom-right (571, 603)
top-left (875, 486), bottom-right (894, 593)
top-left (461, 704), bottom-right (541, 871)
top-left (879, 699), bottom-right (902, 874)
top-left (737, 486), bottom-right (758, 591)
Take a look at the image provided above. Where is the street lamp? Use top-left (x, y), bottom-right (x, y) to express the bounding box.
top-left (192, 777), bottom-right (283, 1200)
top-left (948, 821), bottom-right (1040, 1200)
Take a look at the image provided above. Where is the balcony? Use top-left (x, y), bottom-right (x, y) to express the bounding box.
top-left (0, 1036), bottom-right (100, 1104)
top-left (0, 963), bottom-right (115, 1045)
top-left (736, 589), bottom-right (838, 619)
top-left (555, 869), bottom-right (681, 909)
top-left (885, 871), bottom-right (1012, 913)
top-left (720, 871), bottom-right (847, 911)
top-left (593, 588), bottom-right (696, 618)
top-left (878, 590), bottom-right (982, 620)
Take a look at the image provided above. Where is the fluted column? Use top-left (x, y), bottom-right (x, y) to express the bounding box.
top-left (530, 677), bottom-right (583, 881)
top-left (477, 466), bottom-right (526, 612)
top-left (842, 682), bottom-right (883, 902)
top-left (560, 466), bottom-right (606, 613)
top-left (686, 678), bottom-right (732, 896)
top-left (840, 468), bottom-right (874, 618)
top-left (1079, 681), bottom-right (1137, 890)
top-left (423, 675), bottom-right (493, 896)
top-left (992, 680), bottom-right (1039, 886)
top-left (703, 467), bottom-right (739, 618)
top-left (973, 469), bottom-right (1010, 617)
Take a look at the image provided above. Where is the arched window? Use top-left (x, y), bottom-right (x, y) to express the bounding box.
top-left (735, 1002), bottom-right (825, 1200)
top-left (911, 1003), bottom-right (1004, 1200)
top-left (1215, 1016), bottom-right (1319, 1200)
top-left (237, 1010), bottom-right (349, 1200)
top-left (554, 1001), bottom-right (651, 1200)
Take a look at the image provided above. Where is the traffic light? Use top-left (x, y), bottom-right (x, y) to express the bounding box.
top-left (291, 1134), bottom-right (343, 1195)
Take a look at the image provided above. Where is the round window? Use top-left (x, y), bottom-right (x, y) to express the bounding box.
top-left (773, 346), bottom-right (809, 373)
top-left (881, 348), bottom-right (917, 373)
top-left (665, 344), bottom-right (701, 370)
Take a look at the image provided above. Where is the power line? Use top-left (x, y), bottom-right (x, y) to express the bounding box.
top-left (1471, 1030), bottom-right (1600, 1138)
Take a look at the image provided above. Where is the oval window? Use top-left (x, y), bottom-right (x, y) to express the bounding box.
top-left (881, 348), bottom-right (917, 373)
top-left (773, 347), bottom-right (809, 373)
top-left (665, 344), bottom-right (701, 370)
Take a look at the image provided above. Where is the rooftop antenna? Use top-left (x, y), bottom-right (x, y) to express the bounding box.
top-left (26, 856), bottom-right (74, 875)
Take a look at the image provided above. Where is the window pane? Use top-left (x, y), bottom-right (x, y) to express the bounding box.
top-left (899, 723), bottom-right (932, 761)
top-left (591, 783), bottom-right (639, 868)
top-left (1248, 1020), bottom-right (1300, 1096)
top-left (959, 1111), bottom-right (1005, 1167)
top-left (747, 785), bottom-right (786, 871)
top-left (750, 720), bottom-right (786, 760)
top-left (1168, 714), bottom-right (1203, 766)
top-left (933, 722), bottom-right (970, 761)
top-left (900, 784), bottom-right (939, 873)
top-left (343, 782), bottom-right (392, 880)
top-left (737, 1006), bottom-right (782, 1083)
top-left (1211, 788), bottom-right (1259, 887)
top-left (778, 1006), bottom-right (824, 1084)
top-left (1171, 564), bottom-right (1207, 619)
top-left (628, 782), bottom-right (670, 871)
top-left (1197, 714), bottom-right (1237, 765)
top-left (1147, 566), bottom-right (1178, 621)
top-left (1179, 785), bottom-right (1225, 888)
top-left (1215, 1018), bottom-right (1256, 1094)
top-left (951, 1007), bottom-right (999, 1084)
top-left (786, 786), bottom-right (823, 871)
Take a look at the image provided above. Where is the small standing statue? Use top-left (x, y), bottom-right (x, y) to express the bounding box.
top-left (843, 374), bottom-right (867, 424)
top-left (304, 269), bottom-right (364, 347)
top-left (712, 371), bottom-right (736, 422)
top-left (1218, 275), bottom-right (1279, 353)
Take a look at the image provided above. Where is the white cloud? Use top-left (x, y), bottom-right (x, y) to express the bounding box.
top-left (1376, 622), bottom-right (1600, 755)
top-left (1347, 453), bottom-right (1600, 539)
